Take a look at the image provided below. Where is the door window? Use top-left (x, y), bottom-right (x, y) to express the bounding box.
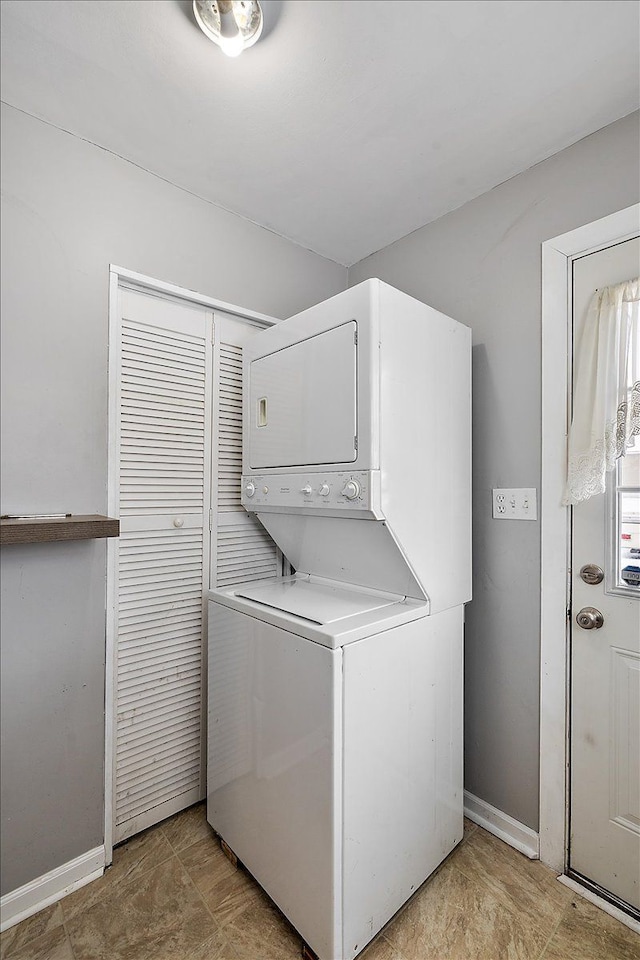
top-left (609, 441), bottom-right (640, 597)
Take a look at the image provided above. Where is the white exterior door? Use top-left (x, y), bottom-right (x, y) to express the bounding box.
top-left (570, 237), bottom-right (640, 912)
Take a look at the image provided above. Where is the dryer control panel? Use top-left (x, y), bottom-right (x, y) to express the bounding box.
top-left (241, 470), bottom-right (381, 516)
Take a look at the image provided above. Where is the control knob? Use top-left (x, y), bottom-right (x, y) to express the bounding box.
top-left (318, 483), bottom-right (330, 497)
top-left (244, 481), bottom-right (256, 498)
top-left (341, 479), bottom-right (360, 500)
top-left (301, 484), bottom-right (313, 496)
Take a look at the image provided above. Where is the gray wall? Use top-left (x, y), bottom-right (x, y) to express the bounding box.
top-left (0, 102), bottom-right (346, 896)
top-left (349, 111), bottom-right (640, 830)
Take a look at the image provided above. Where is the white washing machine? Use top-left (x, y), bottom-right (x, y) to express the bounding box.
top-left (207, 280), bottom-right (472, 960)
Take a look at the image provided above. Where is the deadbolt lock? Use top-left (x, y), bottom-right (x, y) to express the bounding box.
top-left (579, 564), bottom-right (604, 585)
top-left (576, 607), bottom-right (604, 630)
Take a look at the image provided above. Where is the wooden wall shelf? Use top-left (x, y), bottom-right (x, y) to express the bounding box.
top-left (0, 515), bottom-right (120, 545)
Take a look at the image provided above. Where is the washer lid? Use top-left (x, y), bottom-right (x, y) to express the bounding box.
top-left (235, 578), bottom-right (402, 625)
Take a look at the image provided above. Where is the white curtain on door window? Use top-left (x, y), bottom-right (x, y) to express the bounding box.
top-left (564, 277), bottom-right (640, 504)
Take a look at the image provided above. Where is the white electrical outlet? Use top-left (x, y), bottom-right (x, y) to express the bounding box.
top-left (492, 488), bottom-right (537, 520)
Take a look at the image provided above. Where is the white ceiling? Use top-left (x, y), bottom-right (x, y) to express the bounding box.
top-left (1, 0), bottom-right (638, 266)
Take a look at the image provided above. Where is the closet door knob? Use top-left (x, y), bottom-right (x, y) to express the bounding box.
top-left (173, 517), bottom-right (185, 528)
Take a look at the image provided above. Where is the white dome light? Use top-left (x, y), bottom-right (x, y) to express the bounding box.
top-left (193, 1), bottom-right (264, 58)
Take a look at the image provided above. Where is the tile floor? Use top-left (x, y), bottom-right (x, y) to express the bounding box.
top-left (1, 805), bottom-right (638, 960)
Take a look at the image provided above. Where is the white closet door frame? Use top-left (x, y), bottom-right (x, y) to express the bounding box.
top-left (106, 265), bottom-right (276, 862)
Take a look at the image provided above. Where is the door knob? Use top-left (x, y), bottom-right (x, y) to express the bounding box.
top-left (173, 517), bottom-right (185, 528)
top-left (576, 606), bottom-right (604, 630)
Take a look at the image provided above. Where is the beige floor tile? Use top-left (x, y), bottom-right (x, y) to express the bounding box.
top-left (4, 926), bottom-right (73, 960)
top-left (177, 827), bottom-right (270, 931)
top-left (178, 833), bottom-right (238, 896)
top-left (541, 896), bottom-right (640, 960)
top-left (198, 867), bottom-right (265, 929)
top-left (384, 859), bottom-right (550, 960)
top-left (181, 927), bottom-right (242, 960)
top-left (160, 802), bottom-right (214, 853)
top-left (65, 855), bottom-right (218, 960)
top-left (0, 903), bottom-right (64, 959)
top-left (451, 826), bottom-right (571, 935)
top-left (222, 893), bottom-right (301, 959)
top-left (61, 823), bottom-right (174, 922)
top-left (178, 832), bottom-right (267, 929)
top-left (358, 933), bottom-right (408, 960)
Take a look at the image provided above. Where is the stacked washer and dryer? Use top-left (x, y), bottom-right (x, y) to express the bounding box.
top-left (206, 279), bottom-right (471, 960)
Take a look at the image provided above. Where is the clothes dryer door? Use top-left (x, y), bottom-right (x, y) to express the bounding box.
top-left (249, 321), bottom-right (357, 469)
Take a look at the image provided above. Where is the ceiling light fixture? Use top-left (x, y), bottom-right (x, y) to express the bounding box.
top-left (193, 0), bottom-right (263, 58)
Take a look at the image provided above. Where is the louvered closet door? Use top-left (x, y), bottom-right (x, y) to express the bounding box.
top-left (113, 288), bottom-right (212, 843)
top-left (211, 313), bottom-right (280, 589)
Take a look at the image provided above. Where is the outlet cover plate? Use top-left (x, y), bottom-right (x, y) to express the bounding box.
top-left (493, 488), bottom-right (537, 520)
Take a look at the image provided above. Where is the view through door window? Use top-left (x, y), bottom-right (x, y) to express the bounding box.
top-left (611, 438), bottom-right (640, 595)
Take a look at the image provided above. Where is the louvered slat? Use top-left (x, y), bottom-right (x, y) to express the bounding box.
top-left (119, 315), bottom-right (207, 517)
top-left (117, 697), bottom-right (201, 732)
top-left (117, 685), bottom-right (203, 714)
top-left (117, 678), bottom-right (202, 711)
top-left (217, 343), bottom-right (244, 513)
top-left (116, 763), bottom-right (201, 816)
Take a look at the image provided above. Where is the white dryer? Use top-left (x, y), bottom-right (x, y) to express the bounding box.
top-left (207, 279), bottom-right (471, 960)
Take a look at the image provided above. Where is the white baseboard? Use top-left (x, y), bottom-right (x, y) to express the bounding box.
top-left (464, 790), bottom-right (540, 860)
top-left (0, 846), bottom-right (105, 932)
top-left (557, 875), bottom-right (640, 935)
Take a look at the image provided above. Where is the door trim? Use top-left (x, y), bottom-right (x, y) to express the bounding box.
top-left (109, 265), bottom-right (279, 326)
top-left (539, 204), bottom-right (639, 872)
top-left (105, 265), bottom-right (278, 865)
